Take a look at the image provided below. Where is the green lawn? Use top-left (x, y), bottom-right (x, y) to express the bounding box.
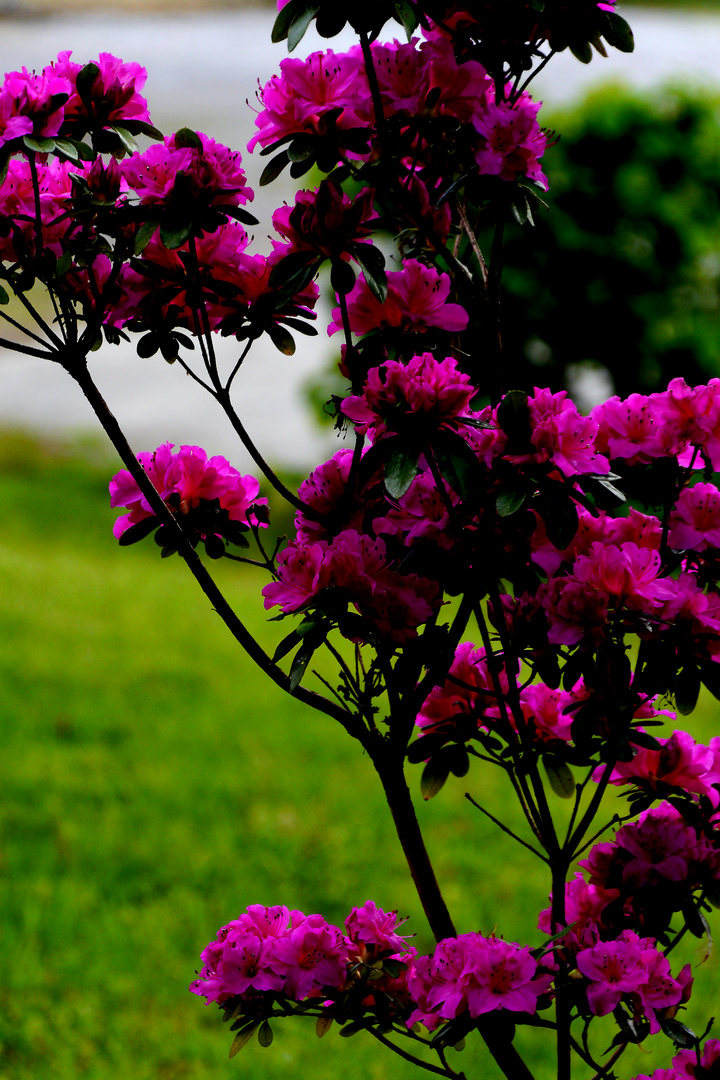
top-left (1, 430), bottom-right (719, 1080)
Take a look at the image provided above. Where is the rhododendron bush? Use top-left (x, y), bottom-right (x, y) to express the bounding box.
top-left (6, 2), bottom-right (720, 1078)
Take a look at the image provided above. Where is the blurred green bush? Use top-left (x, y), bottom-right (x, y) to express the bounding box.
top-left (501, 83), bottom-right (720, 400)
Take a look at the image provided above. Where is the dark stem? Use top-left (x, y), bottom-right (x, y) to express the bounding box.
top-left (371, 745), bottom-right (537, 1080)
top-left (465, 793), bottom-right (547, 862)
top-left (365, 1026), bottom-right (462, 1080)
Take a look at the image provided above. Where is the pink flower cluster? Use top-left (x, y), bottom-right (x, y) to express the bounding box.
top-left (592, 378), bottom-right (720, 470)
top-left (575, 930), bottom-right (685, 1032)
top-left (50, 50), bottom-right (151, 131)
top-left (407, 932), bottom-right (553, 1030)
top-left (0, 51), bottom-right (150, 149)
top-left (416, 642), bottom-right (512, 735)
top-left (580, 802), bottom-right (720, 896)
top-left (262, 529), bottom-right (440, 642)
top-left (634, 1039), bottom-right (720, 1079)
top-left (250, 31), bottom-right (548, 188)
top-left (328, 258), bottom-right (468, 338)
top-left (341, 353), bottom-right (475, 440)
top-left (109, 443), bottom-right (267, 540)
top-left (599, 729), bottom-right (720, 807)
top-left (121, 130), bottom-right (252, 207)
top-left (190, 901), bottom-right (415, 1006)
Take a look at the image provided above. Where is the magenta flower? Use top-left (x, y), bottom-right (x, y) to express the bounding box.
top-left (329, 258), bottom-right (468, 337)
top-left (267, 913), bottom-right (349, 1000)
top-left (374, 465), bottom-right (461, 551)
top-left (50, 51), bottom-right (151, 131)
top-left (0, 67), bottom-right (71, 147)
top-left (342, 353), bottom-right (475, 441)
top-left (668, 482), bottom-right (720, 551)
top-left (417, 641), bottom-right (515, 734)
top-left (345, 901), bottom-right (413, 960)
top-left (121, 131), bottom-right (253, 207)
top-left (109, 442), bottom-right (267, 539)
top-left (576, 932), bottom-right (657, 1015)
top-left (473, 90), bottom-right (548, 189)
top-left (601, 729), bottom-right (720, 807)
top-left (591, 393), bottom-right (670, 464)
top-left (408, 933), bottom-right (552, 1030)
top-left (248, 47), bottom-right (368, 153)
top-left (263, 529), bottom-right (439, 642)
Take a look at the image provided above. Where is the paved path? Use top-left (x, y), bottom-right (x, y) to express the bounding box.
top-left (0, 7), bottom-right (717, 468)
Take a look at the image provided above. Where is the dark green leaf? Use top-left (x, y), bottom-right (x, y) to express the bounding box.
top-left (660, 1019), bottom-right (697, 1049)
top-left (56, 252), bottom-right (73, 275)
top-left (350, 244), bottom-right (388, 303)
top-left (258, 1021), bottom-right (274, 1048)
top-left (23, 135), bottom-right (56, 154)
top-left (76, 62), bottom-right (99, 111)
top-left (287, 134), bottom-right (317, 163)
top-left (260, 149), bottom-right (291, 186)
top-left (268, 249), bottom-right (319, 291)
top-left (137, 332), bottom-right (160, 358)
top-left (159, 219), bottom-right (193, 250)
top-left (339, 1021), bottom-right (366, 1038)
top-left (134, 220), bottom-right (157, 255)
top-left (569, 39), bottom-right (593, 64)
top-left (110, 126), bottom-right (139, 154)
top-left (290, 641), bottom-right (316, 691)
top-left (628, 730), bottom-right (662, 752)
top-left (272, 0), bottom-right (319, 45)
top-left (541, 494), bottom-right (579, 551)
top-left (173, 127), bottom-right (203, 150)
top-left (385, 444), bottom-right (419, 499)
top-left (394, 0), bottom-right (419, 39)
top-left (265, 321), bottom-right (296, 355)
top-left (496, 487), bottom-right (527, 517)
top-left (602, 11), bottom-right (634, 53)
top-left (675, 664), bottom-right (700, 716)
top-left (316, 1016), bottom-right (333, 1038)
top-left (700, 661), bottom-right (720, 703)
top-left (124, 119), bottom-right (164, 140)
top-left (53, 138), bottom-right (79, 161)
top-left (681, 900), bottom-right (709, 939)
top-left (0, 283), bottom-right (10, 305)
top-left (330, 258), bottom-right (356, 296)
top-left (289, 4), bottom-right (321, 50)
top-left (496, 390), bottom-right (531, 451)
top-left (421, 755), bottom-right (450, 800)
top-left (118, 515), bottom-right (158, 546)
top-left (543, 755), bottom-right (576, 799)
top-left (229, 1022), bottom-right (259, 1057)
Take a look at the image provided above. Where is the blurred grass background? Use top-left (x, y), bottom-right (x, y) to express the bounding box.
top-left (1, 431), bottom-right (720, 1080)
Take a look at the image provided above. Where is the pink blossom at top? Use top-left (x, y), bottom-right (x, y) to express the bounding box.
top-left (328, 258), bottom-right (468, 337)
top-left (600, 729), bottom-right (720, 807)
top-left (668, 482), bottom-right (720, 551)
top-left (473, 89), bottom-right (548, 189)
top-left (408, 933), bottom-right (552, 1030)
top-left (121, 131), bottom-right (252, 206)
top-left (342, 353), bottom-right (475, 441)
top-left (0, 66), bottom-right (71, 147)
top-left (248, 47), bottom-right (368, 153)
top-left (109, 442), bottom-right (267, 539)
top-left (49, 51), bottom-right (151, 130)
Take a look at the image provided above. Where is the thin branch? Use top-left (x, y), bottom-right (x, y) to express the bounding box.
top-left (365, 1026), bottom-right (462, 1080)
top-left (465, 792), bottom-right (548, 862)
